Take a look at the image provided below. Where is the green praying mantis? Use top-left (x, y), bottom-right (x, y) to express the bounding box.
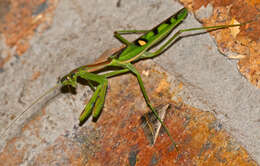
top-left (2, 8), bottom-right (249, 150)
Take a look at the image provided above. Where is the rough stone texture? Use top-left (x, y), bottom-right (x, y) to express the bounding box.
top-left (180, 0), bottom-right (260, 88)
top-left (0, 0), bottom-right (259, 165)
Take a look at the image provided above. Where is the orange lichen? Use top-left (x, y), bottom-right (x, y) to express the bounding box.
top-left (0, 0), bottom-right (58, 67)
top-left (179, 0), bottom-right (260, 88)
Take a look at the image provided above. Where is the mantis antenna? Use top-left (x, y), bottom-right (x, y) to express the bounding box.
top-left (1, 84), bottom-right (61, 138)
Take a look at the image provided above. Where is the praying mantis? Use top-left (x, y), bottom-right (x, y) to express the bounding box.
top-left (2, 8), bottom-right (249, 150)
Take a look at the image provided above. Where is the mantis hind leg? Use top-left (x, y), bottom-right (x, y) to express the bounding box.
top-left (139, 23), bottom-right (246, 60)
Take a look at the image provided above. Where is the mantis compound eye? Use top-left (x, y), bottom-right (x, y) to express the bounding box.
top-left (60, 73), bottom-right (74, 83)
top-left (60, 75), bottom-right (69, 83)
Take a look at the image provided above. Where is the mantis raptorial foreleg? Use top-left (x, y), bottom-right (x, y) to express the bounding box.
top-left (62, 69), bottom-right (109, 124)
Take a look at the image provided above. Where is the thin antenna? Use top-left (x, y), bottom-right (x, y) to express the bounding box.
top-left (1, 84), bottom-right (61, 138)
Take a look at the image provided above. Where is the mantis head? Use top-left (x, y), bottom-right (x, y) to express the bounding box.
top-left (60, 72), bottom-right (77, 88)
